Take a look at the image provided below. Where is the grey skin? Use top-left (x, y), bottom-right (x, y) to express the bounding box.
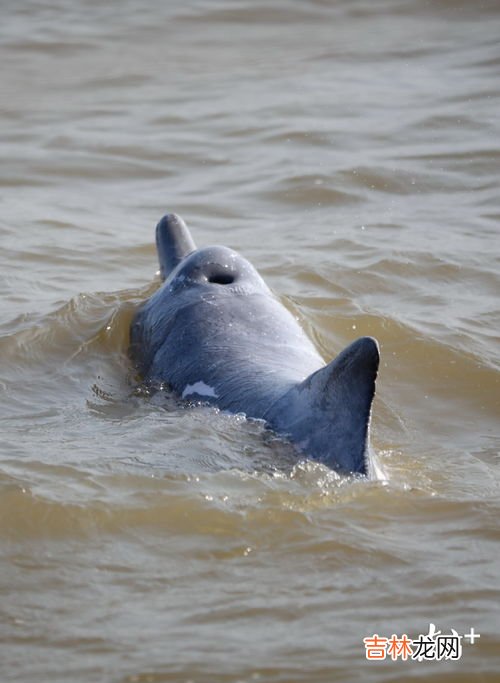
top-left (130, 214), bottom-right (379, 475)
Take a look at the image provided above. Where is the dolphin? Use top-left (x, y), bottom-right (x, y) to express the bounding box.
top-left (129, 214), bottom-right (379, 475)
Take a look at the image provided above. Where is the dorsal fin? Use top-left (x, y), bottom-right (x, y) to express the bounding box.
top-left (155, 213), bottom-right (196, 280)
top-left (266, 336), bottom-right (379, 474)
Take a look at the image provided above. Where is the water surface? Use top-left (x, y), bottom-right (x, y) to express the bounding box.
top-left (1, 1), bottom-right (499, 681)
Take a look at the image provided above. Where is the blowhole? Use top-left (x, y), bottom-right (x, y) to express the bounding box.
top-left (208, 273), bottom-right (235, 285)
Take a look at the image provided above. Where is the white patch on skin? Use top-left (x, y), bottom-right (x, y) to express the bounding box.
top-left (182, 381), bottom-right (218, 399)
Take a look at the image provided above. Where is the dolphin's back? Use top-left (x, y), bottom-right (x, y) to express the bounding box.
top-left (130, 274), bottom-right (324, 418)
top-left (264, 337), bottom-right (379, 474)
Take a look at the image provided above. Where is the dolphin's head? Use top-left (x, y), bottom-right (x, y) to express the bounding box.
top-left (155, 213), bottom-right (271, 299)
top-left (166, 244), bottom-right (270, 298)
top-left (130, 214), bottom-right (279, 377)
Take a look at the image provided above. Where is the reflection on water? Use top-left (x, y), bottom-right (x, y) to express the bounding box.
top-left (1, 1), bottom-right (499, 681)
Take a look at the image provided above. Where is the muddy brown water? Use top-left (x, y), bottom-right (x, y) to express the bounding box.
top-left (1, 1), bottom-right (499, 682)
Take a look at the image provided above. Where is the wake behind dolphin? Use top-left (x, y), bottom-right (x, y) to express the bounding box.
top-left (129, 214), bottom-right (379, 475)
